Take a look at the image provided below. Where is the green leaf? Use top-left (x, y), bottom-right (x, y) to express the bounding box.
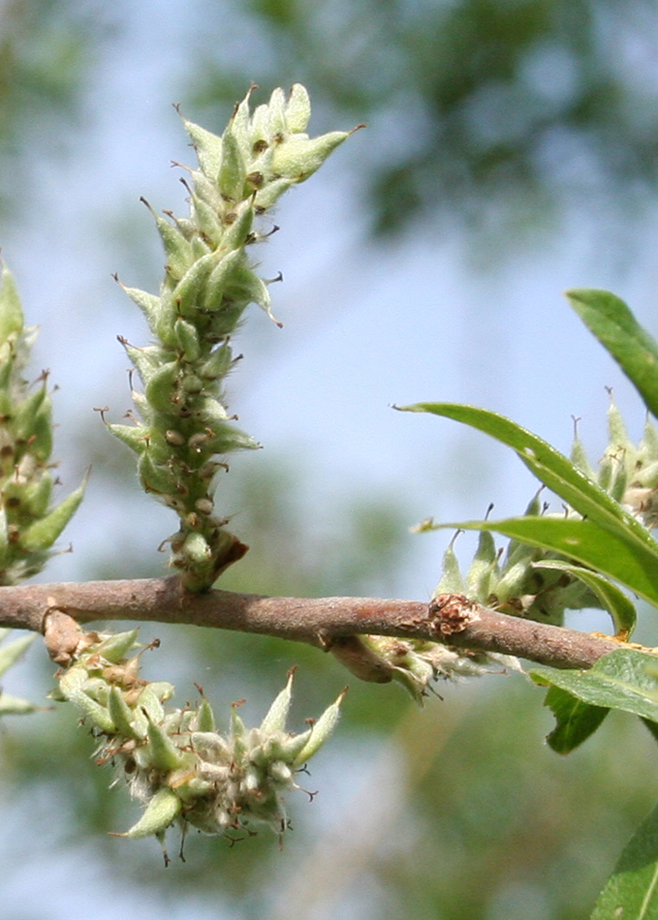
top-left (441, 516), bottom-right (658, 609)
top-left (531, 649), bottom-right (658, 725)
top-left (0, 628), bottom-right (40, 716)
top-left (533, 559), bottom-right (637, 639)
top-left (567, 288), bottom-right (658, 421)
top-left (542, 685), bottom-right (609, 754)
top-left (590, 798), bottom-right (658, 919)
top-left (400, 402), bottom-right (658, 558)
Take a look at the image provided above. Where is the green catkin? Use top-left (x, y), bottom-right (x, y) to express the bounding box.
top-left (53, 628), bottom-right (343, 846)
top-left (110, 85), bottom-right (354, 591)
top-left (0, 265), bottom-right (84, 584)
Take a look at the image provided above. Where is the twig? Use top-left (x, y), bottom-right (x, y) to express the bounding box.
top-left (0, 575), bottom-right (622, 671)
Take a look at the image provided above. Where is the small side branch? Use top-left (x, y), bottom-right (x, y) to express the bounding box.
top-left (0, 575), bottom-right (622, 670)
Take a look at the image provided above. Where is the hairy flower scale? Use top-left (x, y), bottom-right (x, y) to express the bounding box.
top-left (109, 85), bottom-right (354, 591)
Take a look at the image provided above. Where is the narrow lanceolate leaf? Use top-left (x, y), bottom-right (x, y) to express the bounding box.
top-left (542, 685), bottom-right (609, 754)
top-left (442, 516), bottom-right (658, 609)
top-left (531, 648), bottom-right (658, 725)
top-left (590, 798), bottom-right (658, 920)
top-left (399, 403), bottom-right (658, 560)
top-left (533, 560), bottom-right (637, 639)
top-left (567, 288), bottom-right (658, 422)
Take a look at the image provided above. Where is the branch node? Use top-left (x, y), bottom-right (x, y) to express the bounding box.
top-left (429, 594), bottom-right (480, 637)
top-left (43, 604), bottom-right (84, 665)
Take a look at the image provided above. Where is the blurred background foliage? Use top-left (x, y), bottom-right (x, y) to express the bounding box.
top-left (2, 1), bottom-right (658, 918)
top-left (4, 0), bottom-right (658, 238)
top-left (0, 0), bottom-right (106, 219)
top-left (190, 0), bottom-right (658, 240)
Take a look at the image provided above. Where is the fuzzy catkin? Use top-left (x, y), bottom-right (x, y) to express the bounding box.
top-left (109, 85), bottom-right (354, 591)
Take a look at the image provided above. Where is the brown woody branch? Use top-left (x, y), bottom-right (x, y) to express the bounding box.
top-left (0, 575), bottom-right (623, 674)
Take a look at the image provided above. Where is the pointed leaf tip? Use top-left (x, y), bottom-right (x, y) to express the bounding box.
top-left (566, 288), bottom-right (658, 421)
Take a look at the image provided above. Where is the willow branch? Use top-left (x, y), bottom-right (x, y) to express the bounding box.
top-left (0, 575), bottom-right (622, 671)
